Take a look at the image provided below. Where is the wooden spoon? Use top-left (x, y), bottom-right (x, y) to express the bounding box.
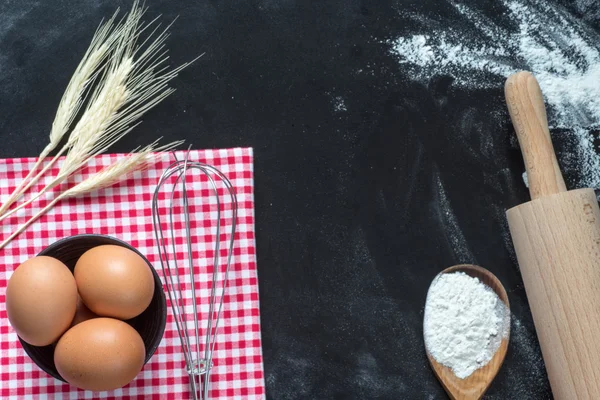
top-left (425, 264), bottom-right (511, 400)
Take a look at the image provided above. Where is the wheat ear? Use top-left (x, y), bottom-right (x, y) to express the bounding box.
top-left (0, 10), bottom-right (123, 216)
top-left (0, 0), bottom-right (199, 222)
top-left (0, 140), bottom-right (183, 250)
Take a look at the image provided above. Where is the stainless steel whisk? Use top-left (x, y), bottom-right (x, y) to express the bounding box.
top-left (151, 150), bottom-right (238, 400)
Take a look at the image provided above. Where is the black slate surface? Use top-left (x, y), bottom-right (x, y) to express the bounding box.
top-left (4, 0), bottom-right (597, 398)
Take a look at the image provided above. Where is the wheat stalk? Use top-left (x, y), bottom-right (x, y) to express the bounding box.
top-left (0, 140), bottom-right (183, 250)
top-left (0, 0), bottom-right (200, 222)
top-left (0, 10), bottom-right (124, 216)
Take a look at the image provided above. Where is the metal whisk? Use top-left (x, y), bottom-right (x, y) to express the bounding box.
top-left (151, 150), bottom-right (238, 400)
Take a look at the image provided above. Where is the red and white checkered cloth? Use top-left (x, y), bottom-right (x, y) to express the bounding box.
top-left (0, 147), bottom-right (265, 399)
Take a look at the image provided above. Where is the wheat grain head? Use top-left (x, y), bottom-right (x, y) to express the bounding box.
top-left (0, 0), bottom-right (196, 222)
top-left (0, 7), bottom-right (128, 216)
top-left (63, 139), bottom-right (184, 197)
top-left (58, 0), bottom-right (198, 182)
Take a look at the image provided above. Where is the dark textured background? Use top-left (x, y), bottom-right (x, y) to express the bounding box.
top-left (3, 0), bottom-right (598, 398)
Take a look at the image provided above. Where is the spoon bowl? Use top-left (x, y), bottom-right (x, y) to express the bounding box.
top-left (425, 264), bottom-right (510, 400)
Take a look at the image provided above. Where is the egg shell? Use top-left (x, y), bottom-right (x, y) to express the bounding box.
top-left (70, 296), bottom-right (98, 327)
top-left (74, 245), bottom-right (155, 320)
top-left (6, 256), bottom-right (77, 346)
top-left (54, 317), bottom-right (145, 391)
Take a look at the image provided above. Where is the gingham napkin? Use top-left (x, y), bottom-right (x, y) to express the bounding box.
top-left (0, 147), bottom-right (265, 399)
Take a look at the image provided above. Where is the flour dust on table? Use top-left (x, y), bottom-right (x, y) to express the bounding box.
top-left (435, 172), bottom-right (475, 265)
top-left (388, 0), bottom-right (600, 190)
top-left (424, 272), bottom-right (509, 379)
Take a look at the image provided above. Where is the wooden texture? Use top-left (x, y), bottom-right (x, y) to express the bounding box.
top-left (507, 189), bottom-right (600, 399)
top-left (426, 264), bottom-right (510, 400)
top-left (505, 71), bottom-right (600, 399)
top-left (505, 71), bottom-right (566, 199)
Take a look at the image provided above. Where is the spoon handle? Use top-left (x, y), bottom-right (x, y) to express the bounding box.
top-left (505, 71), bottom-right (566, 200)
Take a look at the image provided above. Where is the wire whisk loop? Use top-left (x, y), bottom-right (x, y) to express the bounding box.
top-left (152, 151), bottom-right (238, 400)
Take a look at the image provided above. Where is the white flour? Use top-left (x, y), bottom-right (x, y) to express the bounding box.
top-left (424, 272), bottom-right (509, 379)
top-left (389, 0), bottom-right (600, 189)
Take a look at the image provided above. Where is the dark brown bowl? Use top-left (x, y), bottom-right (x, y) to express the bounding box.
top-left (18, 234), bottom-right (167, 383)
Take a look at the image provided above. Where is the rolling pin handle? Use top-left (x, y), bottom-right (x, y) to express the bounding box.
top-left (505, 71), bottom-right (567, 200)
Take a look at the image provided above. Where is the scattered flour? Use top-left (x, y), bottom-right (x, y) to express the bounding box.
top-left (435, 172), bottom-right (475, 264)
top-left (333, 96), bottom-right (347, 112)
top-left (424, 272), bottom-right (509, 379)
top-left (389, 0), bottom-right (600, 189)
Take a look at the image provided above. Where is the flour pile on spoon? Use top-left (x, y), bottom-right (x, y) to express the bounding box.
top-left (424, 272), bottom-right (509, 379)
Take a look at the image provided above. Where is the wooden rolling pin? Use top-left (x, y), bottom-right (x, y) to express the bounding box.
top-left (505, 71), bottom-right (600, 399)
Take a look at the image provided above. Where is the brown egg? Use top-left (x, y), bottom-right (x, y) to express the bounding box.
top-left (6, 256), bottom-right (77, 346)
top-left (70, 296), bottom-right (98, 327)
top-left (74, 245), bottom-right (154, 320)
top-left (54, 318), bottom-right (146, 391)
